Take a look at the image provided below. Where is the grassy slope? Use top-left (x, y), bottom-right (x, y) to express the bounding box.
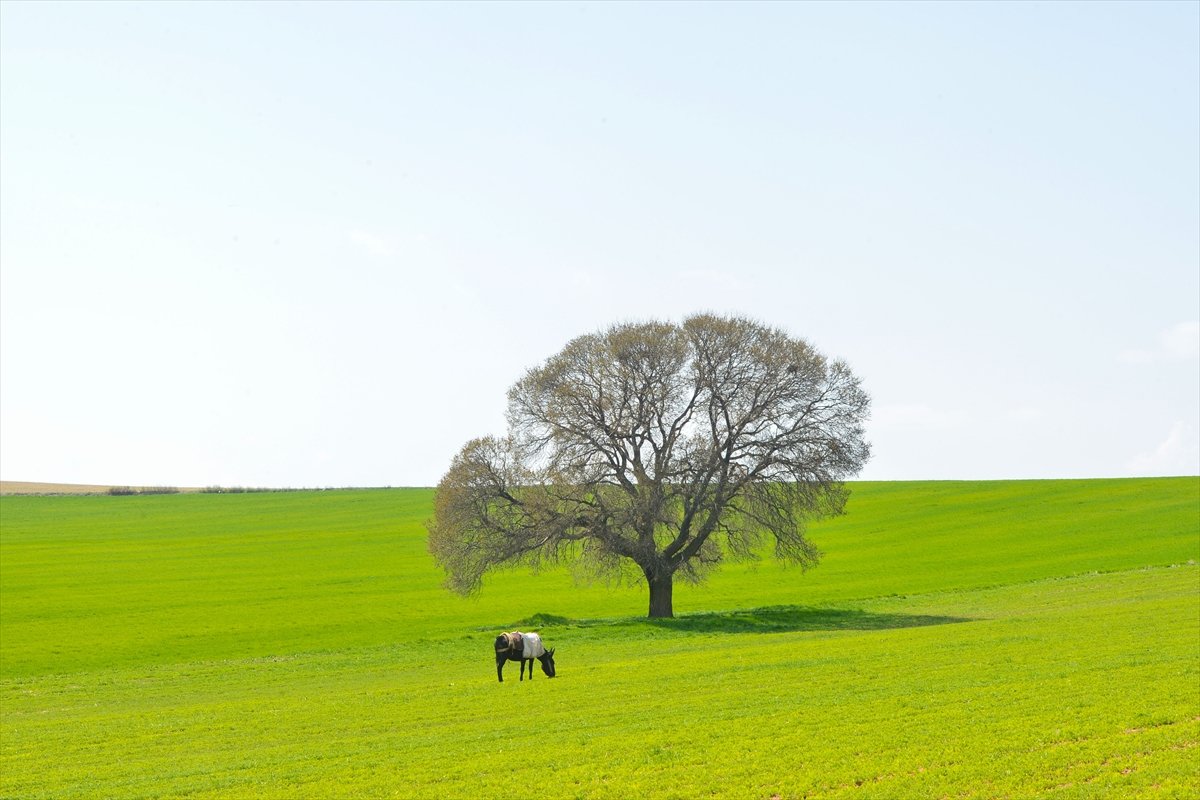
top-left (1, 478), bottom-right (1197, 798)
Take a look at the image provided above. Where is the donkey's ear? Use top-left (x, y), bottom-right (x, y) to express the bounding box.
top-left (548, 648), bottom-right (555, 655)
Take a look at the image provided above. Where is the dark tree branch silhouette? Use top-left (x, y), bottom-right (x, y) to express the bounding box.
top-left (428, 314), bottom-right (870, 617)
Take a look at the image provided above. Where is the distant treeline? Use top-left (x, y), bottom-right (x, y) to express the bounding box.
top-left (108, 486), bottom-right (286, 495)
top-left (201, 486), bottom-right (305, 494)
top-left (106, 485), bottom-right (395, 496)
top-left (200, 486), bottom-right (384, 494)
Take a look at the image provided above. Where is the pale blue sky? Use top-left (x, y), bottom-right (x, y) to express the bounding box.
top-left (2, 1), bottom-right (1197, 487)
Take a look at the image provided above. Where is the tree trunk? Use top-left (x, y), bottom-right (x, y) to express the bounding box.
top-left (647, 572), bottom-right (674, 618)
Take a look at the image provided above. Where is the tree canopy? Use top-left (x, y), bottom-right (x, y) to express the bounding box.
top-left (427, 314), bottom-right (871, 617)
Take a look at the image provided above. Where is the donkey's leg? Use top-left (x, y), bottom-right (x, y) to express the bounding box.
top-left (497, 655), bottom-right (505, 683)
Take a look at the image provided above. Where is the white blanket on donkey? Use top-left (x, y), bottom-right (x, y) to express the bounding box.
top-left (521, 632), bottom-right (545, 659)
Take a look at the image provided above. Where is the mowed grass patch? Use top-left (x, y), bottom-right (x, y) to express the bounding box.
top-left (1, 478), bottom-right (1198, 798)
top-left (2, 567), bottom-right (1196, 799)
top-left (0, 488), bottom-right (650, 678)
top-left (676, 478), bottom-right (1200, 610)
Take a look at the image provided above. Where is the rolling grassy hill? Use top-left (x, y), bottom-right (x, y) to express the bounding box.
top-left (1, 478), bottom-right (1197, 798)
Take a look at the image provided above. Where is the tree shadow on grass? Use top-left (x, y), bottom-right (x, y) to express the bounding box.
top-left (494, 606), bottom-right (973, 635)
top-left (643, 605), bottom-right (972, 634)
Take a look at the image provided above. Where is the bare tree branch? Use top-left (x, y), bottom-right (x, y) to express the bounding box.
top-left (428, 314), bottom-right (870, 616)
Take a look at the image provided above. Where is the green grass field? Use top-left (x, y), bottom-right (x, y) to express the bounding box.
top-left (2, 478), bottom-right (1198, 798)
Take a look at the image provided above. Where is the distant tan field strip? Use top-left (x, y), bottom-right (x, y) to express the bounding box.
top-left (0, 482), bottom-right (201, 495)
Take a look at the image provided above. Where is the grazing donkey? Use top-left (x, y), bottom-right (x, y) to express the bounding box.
top-left (494, 631), bottom-right (556, 682)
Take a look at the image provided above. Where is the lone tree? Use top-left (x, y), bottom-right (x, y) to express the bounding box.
top-left (428, 314), bottom-right (870, 618)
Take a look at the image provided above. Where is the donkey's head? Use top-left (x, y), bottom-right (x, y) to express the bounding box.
top-left (539, 647), bottom-right (557, 678)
